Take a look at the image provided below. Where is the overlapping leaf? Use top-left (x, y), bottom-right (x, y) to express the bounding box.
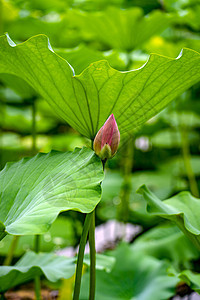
top-left (0, 250), bottom-right (115, 293)
top-left (0, 251), bottom-right (75, 292)
top-left (0, 34), bottom-right (200, 139)
top-left (138, 185), bottom-right (200, 250)
top-left (56, 45), bottom-right (126, 74)
top-left (80, 243), bottom-right (179, 300)
top-left (132, 224), bottom-right (199, 268)
top-left (0, 147), bottom-right (103, 238)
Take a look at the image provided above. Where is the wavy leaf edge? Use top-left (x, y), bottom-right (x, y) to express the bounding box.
top-left (3, 33), bottom-right (200, 78)
top-left (137, 184), bottom-right (200, 236)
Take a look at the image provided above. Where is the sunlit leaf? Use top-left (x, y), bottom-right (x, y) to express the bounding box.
top-left (0, 147), bottom-right (103, 238)
top-left (0, 34), bottom-right (200, 139)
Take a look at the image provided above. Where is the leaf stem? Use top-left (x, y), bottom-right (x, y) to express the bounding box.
top-left (34, 277), bottom-right (41, 300)
top-left (34, 235), bottom-right (41, 300)
top-left (32, 99), bottom-right (37, 155)
top-left (181, 129), bottom-right (199, 198)
top-left (89, 210), bottom-right (96, 300)
top-left (73, 212), bottom-right (93, 300)
top-left (35, 234), bottom-right (40, 253)
top-left (4, 235), bottom-right (19, 265)
top-left (118, 137), bottom-right (134, 224)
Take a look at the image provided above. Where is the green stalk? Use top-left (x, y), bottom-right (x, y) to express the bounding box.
top-left (88, 210), bottom-right (96, 300)
top-left (117, 137), bottom-right (134, 224)
top-left (4, 235), bottom-right (19, 266)
top-left (73, 212), bottom-right (93, 300)
top-left (32, 100), bottom-right (37, 155)
top-left (34, 235), bottom-right (41, 300)
top-left (181, 129), bottom-right (199, 198)
top-left (34, 277), bottom-right (41, 300)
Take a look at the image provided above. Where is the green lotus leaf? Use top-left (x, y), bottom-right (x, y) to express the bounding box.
top-left (0, 251), bottom-right (75, 293)
top-left (80, 242), bottom-right (179, 300)
top-left (69, 7), bottom-right (172, 51)
top-left (138, 185), bottom-right (200, 250)
top-left (132, 224), bottom-right (199, 269)
top-left (0, 34), bottom-right (200, 139)
top-left (0, 147), bottom-right (103, 238)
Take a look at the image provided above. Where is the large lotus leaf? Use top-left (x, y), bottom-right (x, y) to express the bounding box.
top-left (69, 7), bottom-right (172, 51)
top-left (0, 35), bottom-right (200, 139)
top-left (0, 251), bottom-right (75, 293)
top-left (0, 147), bottom-right (103, 238)
top-left (132, 224), bottom-right (199, 269)
top-left (138, 185), bottom-right (200, 250)
top-left (80, 242), bottom-right (179, 300)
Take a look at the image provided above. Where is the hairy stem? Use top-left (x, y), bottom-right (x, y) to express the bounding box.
top-left (73, 212), bottom-right (93, 300)
top-left (89, 210), bottom-right (96, 300)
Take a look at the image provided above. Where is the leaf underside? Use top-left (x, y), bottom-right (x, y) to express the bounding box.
top-left (0, 34), bottom-right (200, 138)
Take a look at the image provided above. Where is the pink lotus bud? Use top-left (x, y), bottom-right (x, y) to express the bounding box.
top-left (93, 114), bottom-right (120, 160)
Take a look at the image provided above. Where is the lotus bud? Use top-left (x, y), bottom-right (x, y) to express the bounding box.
top-left (93, 114), bottom-right (120, 160)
